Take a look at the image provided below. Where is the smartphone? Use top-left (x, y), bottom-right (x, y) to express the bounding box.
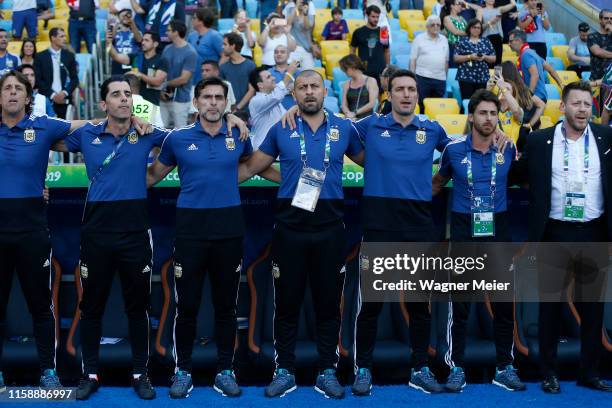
top-left (275, 18), bottom-right (287, 26)
top-left (494, 65), bottom-right (502, 79)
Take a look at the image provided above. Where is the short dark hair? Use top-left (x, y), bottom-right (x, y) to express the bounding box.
top-left (508, 29), bottom-right (526, 42)
top-left (143, 31), bottom-right (160, 43)
top-left (331, 7), bottom-right (342, 17)
top-left (249, 67), bottom-right (268, 91)
top-left (49, 27), bottom-right (64, 39)
top-left (168, 20), bottom-right (187, 38)
top-left (202, 60), bottom-right (220, 71)
top-left (224, 32), bottom-right (244, 53)
top-left (194, 76), bottom-right (228, 99)
top-left (366, 5), bottom-right (381, 15)
top-left (118, 8), bottom-right (132, 16)
top-left (599, 9), bottom-right (611, 19)
top-left (388, 69), bottom-right (417, 91)
top-left (16, 63), bottom-right (35, 73)
top-left (100, 75), bottom-right (131, 101)
top-left (195, 7), bottom-right (216, 28)
top-left (578, 22), bottom-right (590, 32)
top-left (466, 18), bottom-right (483, 37)
top-left (561, 80), bottom-right (592, 102)
top-left (0, 29), bottom-right (7, 35)
top-left (0, 70), bottom-right (33, 113)
top-left (381, 64), bottom-right (399, 79)
top-left (468, 89), bottom-right (501, 114)
top-left (295, 69), bottom-right (324, 85)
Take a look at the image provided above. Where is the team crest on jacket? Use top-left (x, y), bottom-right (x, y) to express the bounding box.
top-left (24, 129), bottom-right (36, 143)
top-left (225, 137), bottom-right (236, 151)
top-left (416, 130), bottom-right (426, 144)
top-left (127, 131), bottom-right (138, 144)
top-left (80, 263), bottom-right (89, 279)
top-left (496, 152), bottom-right (505, 165)
top-left (329, 128), bottom-right (339, 142)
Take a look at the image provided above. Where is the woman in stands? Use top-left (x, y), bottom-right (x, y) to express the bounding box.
top-left (20, 39), bottom-right (36, 66)
top-left (339, 54), bottom-right (379, 120)
top-left (258, 13), bottom-right (297, 69)
top-left (465, 0), bottom-right (516, 66)
top-left (441, 0), bottom-right (467, 68)
top-left (454, 18), bottom-right (496, 100)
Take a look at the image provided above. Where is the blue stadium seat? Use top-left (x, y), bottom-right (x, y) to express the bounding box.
top-left (394, 54), bottom-right (410, 69)
top-left (545, 83), bottom-right (561, 100)
top-left (389, 19), bottom-right (401, 32)
top-left (462, 98), bottom-right (469, 114)
top-left (391, 0), bottom-right (400, 17)
top-left (0, 21), bottom-right (12, 33)
top-left (446, 68), bottom-right (457, 97)
top-left (245, 0), bottom-right (258, 18)
top-left (0, 0), bottom-right (12, 9)
top-left (332, 67), bottom-right (349, 94)
top-left (391, 42), bottom-right (411, 60)
top-left (581, 71), bottom-right (591, 81)
top-left (391, 29), bottom-right (409, 42)
top-left (343, 9), bottom-right (364, 20)
top-left (546, 57), bottom-right (564, 71)
top-left (95, 9), bottom-right (108, 19)
top-left (324, 96), bottom-right (340, 113)
top-left (544, 32), bottom-right (567, 47)
top-left (312, 0), bottom-right (329, 8)
top-left (218, 18), bottom-right (234, 33)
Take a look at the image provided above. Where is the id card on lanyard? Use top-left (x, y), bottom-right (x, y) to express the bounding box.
top-left (467, 150), bottom-right (497, 237)
top-left (291, 112), bottom-right (331, 212)
top-left (562, 126), bottom-right (589, 221)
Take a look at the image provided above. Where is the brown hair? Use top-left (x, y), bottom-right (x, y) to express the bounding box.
top-left (0, 70), bottom-right (33, 114)
top-left (339, 54), bottom-right (366, 73)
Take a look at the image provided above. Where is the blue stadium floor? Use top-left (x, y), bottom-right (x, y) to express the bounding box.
top-left (9, 383), bottom-right (612, 408)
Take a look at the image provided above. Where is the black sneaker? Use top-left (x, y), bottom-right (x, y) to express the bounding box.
top-left (76, 377), bottom-right (100, 400)
top-left (133, 375), bottom-right (156, 400)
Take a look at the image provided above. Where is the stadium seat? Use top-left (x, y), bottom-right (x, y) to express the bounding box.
top-left (405, 20), bottom-right (427, 40)
top-left (95, 8), bottom-right (108, 20)
top-left (324, 53), bottom-right (344, 79)
top-left (0, 0), bottom-right (12, 9)
top-left (544, 32), bottom-right (567, 50)
top-left (398, 10), bottom-right (425, 30)
top-left (393, 54), bottom-right (411, 69)
top-left (343, 9), bottom-right (363, 20)
top-left (54, 8), bottom-right (71, 20)
top-left (544, 100), bottom-right (563, 124)
top-left (332, 67), bottom-right (349, 94)
top-left (446, 67), bottom-right (457, 97)
top-left (551, 45), bottom-right (570, 69)
top-left (320, 40), bottom-right (350, 63)
top-left (435, 114), bottom-right (468, 136)
top-left (423, 98), bottom-right (460, 117)
top-left (246, 0), bottom-right (258, 18)
top-left (501, 54), bottom-right (518, 64)
top-left (0, 20), bottom-right (12, 33)
top-left (389, 18), bottom-right (401, 31)
top-left (311, 66), bottom-right (327, 80)
top-left (546, 57), bottom-right (565, 71)
top-left (423, 0), bottom-right (437, 17)
top-left (253, 45), bottom-right (262, 66)
top-left (250, 18), bottom-right (261, 33)
top-left (347, 19), bottom-right (366, 42)
top-left (324, 96), bottom-right (340, 113)
top-left (313, 0), bottom-right (329, 8)
top-left (7, 41), bottom-right (21, 55)
top-left (38, 19), bottom-right (69, 35)
top-left (581, 71), bottom-right (591, 81)
top-left (548, 70), bottom-right (580, 92)
top-left (545, 84), bottom-right (561, 100)
top-left (462, 99), bottom-right (469, 114)
top-left (0, 9), bottom-right (12, 20)
top-left (391, 29), bottom-right (409, 42)
top-left (539, 115), bottom-right (554, 129)
top-left (218, 18), bottom-right (234, 33)
top-left (36, 41), bottom-right (51, 52)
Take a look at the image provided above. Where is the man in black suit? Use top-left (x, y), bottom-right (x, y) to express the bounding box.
top-left (33, 28), bottom-right (79, 119)
top-left (512, 81), bottom-right (612, 394)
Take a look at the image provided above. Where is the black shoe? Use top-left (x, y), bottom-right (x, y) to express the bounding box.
top-left (577, 378), bottom-right (612, 392)
top-left (133, 375), bottom-right (156, 400)
top-left (541, 376), bottom-right (560, 394)
top-left (76, 377), bottom-right (100, 400)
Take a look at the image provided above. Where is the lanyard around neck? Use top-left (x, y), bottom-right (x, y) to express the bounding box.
top-left (297, 110), bottom-right (331, 170)
top-left (466, 148), bottom-right (497, 198)
top-left (561, 124), bottom-right (589, 183)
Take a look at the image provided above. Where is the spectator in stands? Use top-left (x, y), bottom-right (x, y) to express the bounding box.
top-left (378, 64), bottom-right (398, 115)
top-left (432, 0), bottom-right (444, 17)
top-left (410, 15), bottom-right (449, 112)
top-left (441, 0), bottom-right (467, 68)
top-left (33, 28), bottom-right (78, 119)
top-left (10, 0), bottom-right (38, 40)
top-left (508, 29), bottom-right (562, 103)
top-left (110, 9), bottom-right (143, 75)
top-left (454, 18), bottom-right (496, 100)
top-left (248, 62), bottom-right (298, 149)
top-left (322, 8), bottom-right (348, 41)
top-left (16, 64), bottom-right (55, 117)
top-left (364, 0), bottom-right (390, 36)
top-left (126, 74), bottom-right (165, 127)
top-left (485, 69), bottom-right (523, 144)
top-left (587, 9), bottom-right (612, 82)
top-left (495, 0), bottom-right (518, 43)
top-left (109, 31), bottom-right (168, 105)
top-left (109, 0), bottom-right (135, 15)
top-left (67, 0), bottom-right (97, 53)
top-left (567, 22), bottom-right (591, 77)
top-left (134, 0), bottom-right (186, 50)
top-left (259, 13), bottom-right (297, 69)
top-left (466, 0), bottom-right (516, 66)
top-left (350, 6), bottom-right (389, 90)
top-left (269, 44), bottom-right (300, 109)
top-left (285, 0), bottom-right (320, 68)
top-left (20, 39), bottom-right (36, 66)
top-left (160, 20), bottom-right (198, 128)
top-left (339, 54), bottom-right (378, 120)
top-left (187, 8), bottom-right (223, 84)
top-left (35, 0), bottom-right (54, 26)
top-left (230, 9), bottom-right (256, 60)
top-left (500, 60), bottom-right (545, 143)
top-left (188, 60), bottom-right (236, 122)
top-left (220, 32), bottom-right (257, 113)
top-left (517, 0), bottom-right (550, 60)
top-left (0, 30), bottom-right (21, 76)
top-left (219, 0), bottom-right (237, 19)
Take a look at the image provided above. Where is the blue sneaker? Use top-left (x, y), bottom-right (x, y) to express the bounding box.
top-left (264, 369), bottom-right (296, 398)
top-left (40, 369), bottom-right (62, 388)
top-left (314, 369), bottom-right (345, 399)
top-left (445, 367), bottom-right (466, 393)
top-left (0, 371), bottom-right (5, 393)
top-left (409, 367), bottom-right (443, 394)
top-left (493, 365), bottom-right (526, 391)
top-left (351, 368), bottom-right (373, 396)
top-left (213, 370), bottom-right (241, 397)
top-left (169, 370), bottom-right (193, 399)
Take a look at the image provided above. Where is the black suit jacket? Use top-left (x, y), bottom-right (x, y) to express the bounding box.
top-left (511, 123), bottom-right (612, 241)
top-left (33, 48), bottom-right (79, 102)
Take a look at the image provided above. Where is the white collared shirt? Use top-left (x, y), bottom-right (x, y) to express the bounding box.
top-left (410, 32), bottom-right (449, 81)
top-left (49, 48), bottom-right (63, 95)
top-left (549, 122), bottom-right (604, 221)
top-left (248, 82), bottom-right (288, 150)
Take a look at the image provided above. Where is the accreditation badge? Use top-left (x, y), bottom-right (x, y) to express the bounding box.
top-left (127, 131), bottom-right (138, 144)
top-left (291, 167), bottom-right (325, 212)
top-left (329, 128), bottom-right (340, 142)
top-left (24, 128), bottom-right (36, 143)
top-left (563, 181), bottom-right (586, 221)
top-left (6, 59), bottom-right (13, 68)
top-left (471, 196), bottom-right (495, 237)
top-left (416, 129), bottom-right (426, 144)
top-left (225, 136), bottom-right (236, 151)
top-left (174, 263), bottom-right (183, 278)
top-left (495, 152), bottom-right (505, 165)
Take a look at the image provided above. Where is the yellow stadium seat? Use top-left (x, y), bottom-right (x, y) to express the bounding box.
top-left (347, 19), bottom-right (366, 42)
top-left (436, 114), bottom-right (467, 135)
top-left (312, 66), bottom-right (326, 79)
top-left (320, 40), bottom-right (349, 63)
top-left (315, 9), bottom-right (331, 25)
top-left (398, 10), bottom-right (425, 30)
top-left (253, 45), bottom-right (262, 67)
top-left (53, 8), bottom-right (71, 20)
top-left (37, 41), bottom-right (51, 52)
top-left (539, 115), bottom-right (554, 129)
top-left (99, 0), bottom-right (110, 7)
top-left (502, 43), bottom-right (512, 55)
top-left (547, 70), bottom-right (580, 92)
top-left (1, 10), bottom-right (13, 20)
top-left (405, 20), bottom-right (427, 40)
top-left (551, 45), bottom-right (570, 70)
top-left (543, 100), bottom-right (563, 124)
top-left (250, 19), bottom-right (261, 34)
top-left (423, 0), bottom-right (437, 17)
top-left (38, 19), bottom-right (69, 33)
top-left (424, 98), bottom-right (460, 117)
top-left (501, 54), bottom-right (518, 64)
top-left (7, 42), bottom-right (21, 55)
top-left (325, 53), bottom-right (344, 79)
